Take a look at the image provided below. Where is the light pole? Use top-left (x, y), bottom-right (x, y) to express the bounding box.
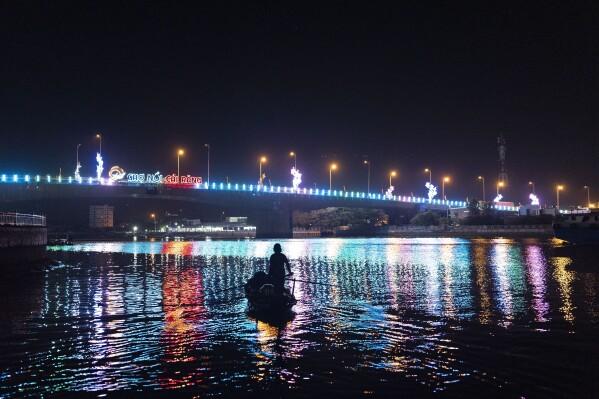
top-left (477, 176), bottom-right (486, 202)
top-left (556, 185), bottom-right (564, 208)
top-left (259, 156), bottom-right (267, 185)
top-left (95, 133), bottom-right (102, 155)
top-left (76, 143), bottom-right (81, 165)
top-left (204, 144), bottom-right (210, 185)
top-left (289, 151), bottom-right (297, 168)
top-left (424, 168), bottom-right (432, 183)
top-left (528, 181), bottom-right (535, 194)
top-left (150, 213), bottom-right (157, 231)
top-left (329, 163), bottom-right (337, 190)
top-left (442, 176), bottom-right (450, 200)
top-left (389, 171), bottom-right (397, 188)
top-left (497, 181), bottom-right (505, 196)
top-left (363, 160), bottom-right (371, 194)
top-left (584, 185), bottom-right (591, 208)
top-left (177, 149), bottom-right (184, 179)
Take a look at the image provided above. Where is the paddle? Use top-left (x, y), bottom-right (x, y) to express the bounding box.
top-left (285, 277), bottom-right (340, 287)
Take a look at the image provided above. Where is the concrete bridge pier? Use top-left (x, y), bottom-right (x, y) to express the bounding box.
top-left (249, 201), bottom-right (293, 238)
top-left (0, 226), bottom-right (47, 264)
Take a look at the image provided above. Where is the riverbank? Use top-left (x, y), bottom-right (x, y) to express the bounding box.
top-left (295, 224), bottom-right (554, 238)
top-left (50, 224), bottom-right (554, 242)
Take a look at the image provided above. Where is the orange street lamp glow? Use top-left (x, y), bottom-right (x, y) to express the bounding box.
top-left (442, 176), bottom-right (450, 200)
top-left (424, 168), bottom-right (432, 183)
top-left (329, 163), bottom-right (337, 190)
top-left (177, 149), bottom-right (185, 177)
top-left (259, 156), bottom-right (267, 184)
top-left (95, 133), bottom-right (102, 154)
top-left (556, 185), bottom-right (564, 208)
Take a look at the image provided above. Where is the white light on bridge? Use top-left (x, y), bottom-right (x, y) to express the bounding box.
top-left (13, 174), bottom-right (18, 182)
top-left (35, 175), bottom-right (40, 182)
top-left (24, 175), bottom-right (30, 182)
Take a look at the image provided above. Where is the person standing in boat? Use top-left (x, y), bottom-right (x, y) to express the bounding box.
top-left (268, 243), bottom-right (293, 292)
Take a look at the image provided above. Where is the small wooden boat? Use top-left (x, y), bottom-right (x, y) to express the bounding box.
top-left (244, 272), bottom-right (297, 314)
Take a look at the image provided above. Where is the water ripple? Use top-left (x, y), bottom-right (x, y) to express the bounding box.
top-left (1, 237), bottom-right (598, 397)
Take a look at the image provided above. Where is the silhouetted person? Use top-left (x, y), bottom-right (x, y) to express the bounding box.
top-left (268, 243), bottom-right (292, 292)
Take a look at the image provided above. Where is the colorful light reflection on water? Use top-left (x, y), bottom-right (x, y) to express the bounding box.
top-left (1, 237), bottom-right (599, 397)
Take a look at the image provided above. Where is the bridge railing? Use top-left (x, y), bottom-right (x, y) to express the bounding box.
top-left (0, 212), bottom-right (46, 227)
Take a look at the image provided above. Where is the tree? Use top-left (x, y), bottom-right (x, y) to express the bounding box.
top-left (293, 207), bottom-right (388, 229)
top-left (467, 198), bottom-right (481, 216)
top-left (410, 211), bottom-right (440, 226)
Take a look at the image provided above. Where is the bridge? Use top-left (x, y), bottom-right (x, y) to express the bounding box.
top-left (0, 173), bottom-right (518, 237)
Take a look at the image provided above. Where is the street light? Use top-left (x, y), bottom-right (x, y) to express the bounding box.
top-left (389, 170), bottom-right (397, 188)
top-left (150, 213), bottom-right (157, 231)
top-left (177, 149), bottom-right (185, 179)
top-left (76, 143), bottom-right (81, 169)
top-left (584, 185), bottom-right (591, 208)
top-left (556, 185), bottom-right (564, 208)
top-left (329, 163), bottom-right (337, 190)
top-left (424, 168), bottom-right (432, 183)
top-left (442, 176), bottom-right (450, 200)
top-left (497, 181), bottom-right (505, 196)
top-left (363, 160), bottom-right (371, 194)
top-left (528, 181), bottom-right (535, 194)
top-left (204, 144), bottom-right (210, 185)
top-left (477, 176), bottom-right (486, 202)
top-left (95, 133), bottom-right (102, 155)
top-left (289, 151), bottom-right (297, 168)
top-left (259, 156), bottom-right (267, 185)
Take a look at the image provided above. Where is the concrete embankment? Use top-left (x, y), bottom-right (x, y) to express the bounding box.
top-left (0, 225), bottom-right (48, 265)
top-left (380, 225), bottom-right (553, 237)
top-left (294, 225), bottom-right (554, 238)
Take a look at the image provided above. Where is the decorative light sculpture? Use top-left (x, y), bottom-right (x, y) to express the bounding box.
top-left (529, 193), bottom-right (540, 206)
top-left (385, 185), bottom-right (395, 198)
top-left (95, 152), bottom-right (104, 181)
top-left (108, 166), bottom-right (126, 182)
top-left (74, 162), bottom-right (82, 181)
top-left (291, 167), bottom-right (302, 190)
top-left (493, 194), bottom-right (503, 203)
top-left (425, 182), bottom-right (437, 202)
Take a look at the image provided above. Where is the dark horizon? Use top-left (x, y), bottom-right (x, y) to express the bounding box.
top-left (1, 2), bottom-right (597, 206)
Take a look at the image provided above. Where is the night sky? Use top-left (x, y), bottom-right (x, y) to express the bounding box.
top-left (1, 2), bottom-right (597, 206)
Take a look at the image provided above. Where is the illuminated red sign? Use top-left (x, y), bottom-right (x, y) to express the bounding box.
top-left (163, 174), bottom-right (202, 185)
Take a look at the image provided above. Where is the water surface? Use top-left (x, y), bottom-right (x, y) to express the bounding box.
top-left (1, 238), bottom-right (599, 397)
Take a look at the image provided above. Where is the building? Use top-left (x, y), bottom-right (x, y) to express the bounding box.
top-left (518, 204), bottom-right (541, 216)
top-left (89, 205), bottom-right (114, 228)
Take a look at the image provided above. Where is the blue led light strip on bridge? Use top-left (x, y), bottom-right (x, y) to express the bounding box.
top-left (0, 172), bottom-right (522, 211)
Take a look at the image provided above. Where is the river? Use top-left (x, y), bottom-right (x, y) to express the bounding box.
top-left (1, 237), bottom-right (598, 397)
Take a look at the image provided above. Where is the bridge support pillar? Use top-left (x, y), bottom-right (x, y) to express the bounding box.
top-left (250, 202), bottom-right (293, 238)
